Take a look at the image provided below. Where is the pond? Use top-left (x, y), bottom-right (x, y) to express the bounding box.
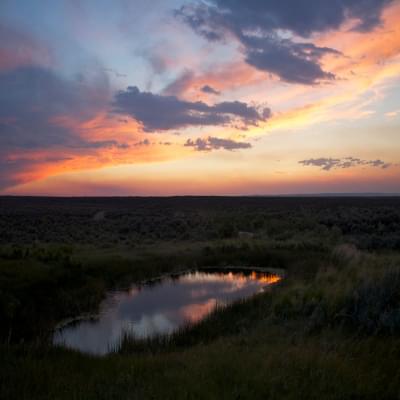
top-left (53, 268), bottom-right (282, 355)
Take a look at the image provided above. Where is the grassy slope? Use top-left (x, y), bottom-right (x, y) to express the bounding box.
top-left (1, 245), bottom-right (400, 399)
top-left (2, 329), bottom-right (400, 400)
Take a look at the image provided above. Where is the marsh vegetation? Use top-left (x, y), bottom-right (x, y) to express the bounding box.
top-left (1, 196), bottom-right (400, 399)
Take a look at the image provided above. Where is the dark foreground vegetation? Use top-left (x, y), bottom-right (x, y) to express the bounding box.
top-left (1, 196), bottom-right (400, 399)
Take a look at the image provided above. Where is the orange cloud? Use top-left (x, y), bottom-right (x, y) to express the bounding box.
top-left (317, 2), bottom-right (400, 78)
top-left (1, 107), bottom-right (190, 191)
top-left (6, 152), bottom-right (399, 196)
top-left (262, 3), bottom-right (400, 134)
top-left (165, 62), bottom-right (266, 101)
top-left (2, 3), bottom-right (399, 195)
top-left (180, 2), bottom-right (400, 136)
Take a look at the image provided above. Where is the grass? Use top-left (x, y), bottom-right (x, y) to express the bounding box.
top-left (2, 326), bottom-right (400, 399)
top-left (0, 239), bottom-right (323, 342)
top-left (1, 196), bottom-right (400, 399)
top-left (2, 244), bottom-right (400, 399)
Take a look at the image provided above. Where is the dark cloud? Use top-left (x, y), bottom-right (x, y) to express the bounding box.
top-left (0, 66), bottom-right (119, 189)
top-left (299, 156), bottom-right (392, 171)
top-left (176, 3), bottom-right (225, 42)
top-left (0, 24), bottom-right (53, 71)
top-left (201, 85), bottom-right (220, 95)
top-left (133, 138), bottom-right (151, 146)
top-left (186, 0), bottom-right (392, 37)
top-left (76, 140), bottom-right (130, 149)
top-left (242, 36), bottom-right (338, 84)
top-left (0, 66), bottom-right (109, 151)
top-left (113, 86), bottom-right (271, 131)
top-left (177, 0), bottom-right (392, 84)
top-left (184, 136), bottom-right (252, 151)
top-left (0, 155), bottom-right (71, 190)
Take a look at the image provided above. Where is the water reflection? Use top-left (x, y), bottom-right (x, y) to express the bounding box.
top-left (53, 269), bottom-right (281, 355)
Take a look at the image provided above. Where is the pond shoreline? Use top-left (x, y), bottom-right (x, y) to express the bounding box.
top-left (53, 266), bottom-right (284, 354)
top-left (53, 266), bottom-right (285, 332)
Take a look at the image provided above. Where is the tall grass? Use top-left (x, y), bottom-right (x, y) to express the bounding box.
top-left (2, 239), bottom-right (400, 398)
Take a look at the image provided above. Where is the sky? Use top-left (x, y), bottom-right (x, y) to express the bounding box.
top-left (0, 0), bottom-right (399, 196)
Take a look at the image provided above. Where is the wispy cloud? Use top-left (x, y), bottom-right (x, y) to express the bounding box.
top-left (299, 157), bottom-right (393, 171)
top-left (385, 109), bottom-right (400, 118)
top-left (133, 138), bottom-right (150, 147)
top-left (103, 67), bottom-right (127, 78)
top-left (184, 136), bottom-right (251, 152)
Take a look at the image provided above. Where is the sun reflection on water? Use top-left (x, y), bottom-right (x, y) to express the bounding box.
top-left (54, 269), bottom-right (282, 355)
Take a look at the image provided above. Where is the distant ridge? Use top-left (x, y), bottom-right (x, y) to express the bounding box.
top-left (260, 193), bottom-right (400, 197)
top-left (0, 193), bottom-right (399, 198)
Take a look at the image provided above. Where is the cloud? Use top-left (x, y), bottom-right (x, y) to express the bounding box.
top-left (241, 36), bottom-right (339, 85)
top-left (201, 85), bottom-right (220, 95)
top-left (177, 0), bottom-right (392, 84)
top-left (75, 140), bottom-right (129, 149)
top-left (385, 109), bottom-right (400, 118)
top-left (0, 24), bottom-right (53, 71)
top-left (103, 68), bottom-right (127, 78)
top-left (160, 62), bottom-right (262, 100)
top-left (162, 69), bottom-right (195, 96)
top-left (183, 0), bottom-right (392, 38)
top-left (0, 158), bottom-right (44, 189)
top-left (0, 66), bottom-right (110, 151)
top-left (113, 86), bottom-right (271, 131)
top-left (133, 138), bottom-right (150, 146)
top-left (299, 156), bottom-right (393, 171)
top-left (140, 47), bottom-right (171, 75)
top-left (184, 136), bottom-right (252, 151)
top-left (0, 65), bottom-right (123, 189)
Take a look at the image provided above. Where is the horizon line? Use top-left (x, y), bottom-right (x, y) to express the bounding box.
top-left (1, 192), bottom-right (400, 199)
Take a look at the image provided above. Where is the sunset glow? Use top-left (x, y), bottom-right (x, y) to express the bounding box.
top-left (1, 0), bottom-right (399, 195)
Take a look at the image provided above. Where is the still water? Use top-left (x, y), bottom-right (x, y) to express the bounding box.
top-left (53, 269), bottom-right (281, 355)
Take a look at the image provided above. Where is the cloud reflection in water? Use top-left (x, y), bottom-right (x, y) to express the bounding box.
top-left (53, 270), bottom-right (280, 355)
